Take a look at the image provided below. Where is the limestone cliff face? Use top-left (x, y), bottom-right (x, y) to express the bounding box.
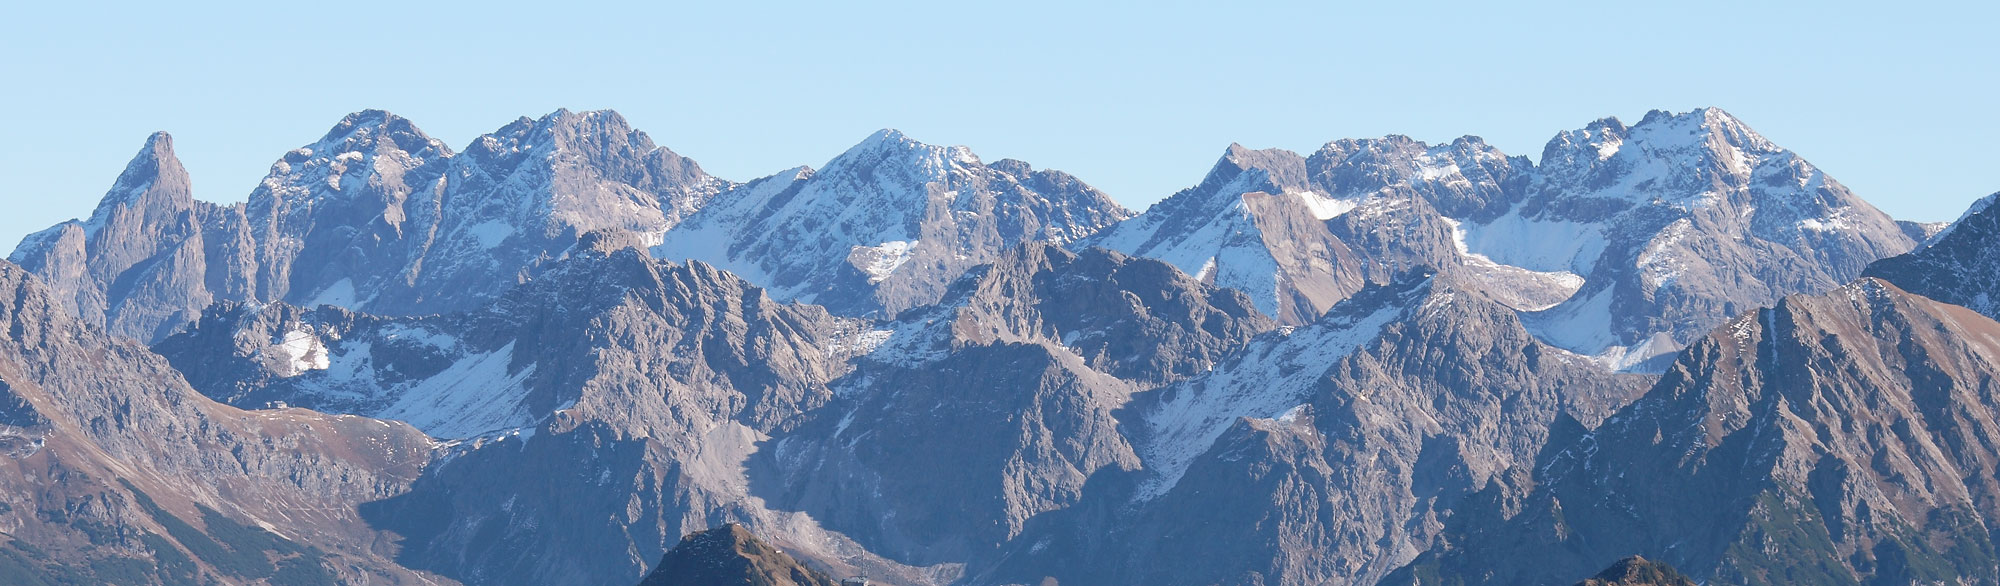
top-left (160, 241), bottom-right (903, 586)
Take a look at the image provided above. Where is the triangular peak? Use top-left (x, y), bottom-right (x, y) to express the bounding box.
top-left (823, 128), bottom-right (983, 174)
top-left (85, 131), bottom-right (194, 228)
top-left (301, 109), bottom-right (450, 159)
top-left (464, 108), bottom-right (666, 160)
top-left (1539, 106), bottom-right (1776, 167)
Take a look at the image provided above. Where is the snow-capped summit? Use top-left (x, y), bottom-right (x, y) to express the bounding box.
top-left (1457, 107), bottom-right (1914, 369)
top-left (245, 109), bottom-right (455, 308)
top-left (654, 128), bottom-right (1131, 316)
top-left (1089, 108), bottom-right (1916, 370)
top-left (1533, 107), bottom-right (1784, 213)
top-left (254, 107), bottom-right (736, 317)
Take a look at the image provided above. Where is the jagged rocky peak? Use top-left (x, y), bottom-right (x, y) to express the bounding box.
top-left (1085, 127), bottom-right (1551, 330)
top-left (1575, 557), bottom-right (1697, 586)
top-left (87, 131), bottom-right (196, 225)
top-left (654, 127), bottom-right (1131, 317)
top-left (753, 246), bottom-right (1281, 565)
top-left (7, 130), bottom-right (246, 340)
top-left (13, 131), bottom-right (187, 268)
top-left (246, 109), bottom-right (454, 305)
top-left (1533, 107), bottom-right (1807, 214)
top-left (638, 524), bottom-right (839, 586)
top-left (453, 107), bottom-right (730, 235)
top-left (1219, 142), bottom-right (1312, 191)
top-left (8, 107), bottom-right (744, 339)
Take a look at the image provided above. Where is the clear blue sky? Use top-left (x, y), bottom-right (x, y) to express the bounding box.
top-left (3, 0), bottom-right (1994, 247)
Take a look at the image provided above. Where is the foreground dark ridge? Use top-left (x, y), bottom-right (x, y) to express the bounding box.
top-left (638, 524), bottom-right (839, 586)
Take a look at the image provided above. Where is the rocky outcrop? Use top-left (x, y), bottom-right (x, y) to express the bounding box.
top-left (1574, 557), bottom-right (1696, 586)
top-left (654, 130), bottom-right (1132, 317)
top-left (637, 524), bottom-right (839, 586)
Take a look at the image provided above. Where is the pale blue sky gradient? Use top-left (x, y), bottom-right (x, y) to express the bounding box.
top-left (2, 0), bottom-right (1994, 247)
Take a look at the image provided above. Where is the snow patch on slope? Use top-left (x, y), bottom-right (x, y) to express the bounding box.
top-left (1522, 287), bottom-right (1678, 371)
top-left (467, 220), bottom-right (515, 249)
top-left (1457, 210), bottom-right (1607, 274)
top-left (1293, 190), bottom-right (1358, 220)
top-left (374, 342), bottom-right (538, 439)
top-left (855, 240), bottom-right (920, 283)
top-left (305, 278), bottom-right (357, 308)
top-left (1443, 218), bottom-right (1584, 311)
top-left (270, 329), bottom-right (331, 376)
top-left (1135, 301), bottom-right (1403, 501)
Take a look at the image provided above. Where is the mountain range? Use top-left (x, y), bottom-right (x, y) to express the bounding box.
top-left (0, 106), bottom-right (1992, 585)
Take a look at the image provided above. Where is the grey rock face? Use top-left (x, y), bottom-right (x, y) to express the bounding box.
top-left (243, 109), bottom-right (456, 312)
top-left (1865, 192), bottom-right (2000, 317)
top-left (654, 130), bottom-right (1133, 317)
top-left (1401, 278), bottom-right (2000, 585)
top-left (3, 106), bottom-right (1964, 586)
top-left (971, 274), bottom-right (1648, 586)
top-left (391, 109), bottom-right (731, 315)
top-left (0, 261), bottom-right (437, 584)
